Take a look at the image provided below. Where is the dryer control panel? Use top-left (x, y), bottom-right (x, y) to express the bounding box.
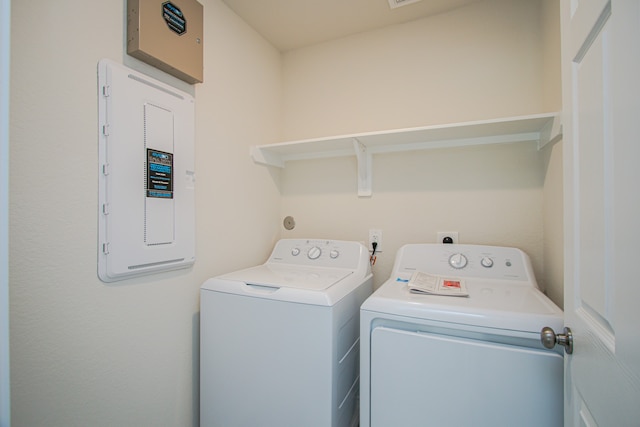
top-left (391, 244), bottom-right (534, 284)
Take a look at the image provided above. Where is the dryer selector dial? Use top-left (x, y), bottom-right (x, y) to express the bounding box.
top-left (307, 246), bottom-right (322, 260)
top-left (481, 257), bottom-right (494, 268)
top-left (329, 249), bottom-right (340, 259)
top-left (449, 253), bottom-right (468, 269)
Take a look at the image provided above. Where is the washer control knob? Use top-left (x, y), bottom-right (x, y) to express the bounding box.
top-left (449, 253), bottom-right (468, 269)
top-left (329, 250), bottom-right (340, 259)
top-left (307, 246), bottom-right (322, 260)
top-left (291, 248), bottom-right (300, 256)
top-left (480, 257), bottom-right (494, 268)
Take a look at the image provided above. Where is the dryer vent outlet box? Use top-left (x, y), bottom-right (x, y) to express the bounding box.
top-left (127, 0), bottom-right (203, 84)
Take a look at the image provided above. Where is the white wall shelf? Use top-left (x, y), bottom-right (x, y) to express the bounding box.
top-left (250, 112), bottom-right (562, 197)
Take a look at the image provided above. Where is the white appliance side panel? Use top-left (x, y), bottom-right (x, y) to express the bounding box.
top-left (97, 59), bottom-right (195, 282)
top-left (200, 290), bottom-right (333, 427)
top-left (369, 326), bottom-right (563, 427)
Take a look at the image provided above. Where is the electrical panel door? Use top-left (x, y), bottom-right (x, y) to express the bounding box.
top-left (98, 59), bottom-right (196, 282)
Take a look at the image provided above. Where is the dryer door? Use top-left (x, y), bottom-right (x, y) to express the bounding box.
top-left (370, 326), bottom-right (563, 427)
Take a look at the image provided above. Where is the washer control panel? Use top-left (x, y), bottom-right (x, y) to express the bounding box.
top-left (395, 244), bottom-right (533, 282)
top-left (267, 239), bottom-right (368, 270)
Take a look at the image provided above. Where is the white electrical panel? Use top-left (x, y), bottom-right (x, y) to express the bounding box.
top-left (98, 59), bottom-right (195, 282)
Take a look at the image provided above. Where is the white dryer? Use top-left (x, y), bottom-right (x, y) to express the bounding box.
top-left (360, 244), bottom-right (564, 427)
top-left (201, 239), bottom-right (373, 427)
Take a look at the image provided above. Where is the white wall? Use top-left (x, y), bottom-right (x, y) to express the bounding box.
top-left (281, 0), bottom-right (544, 140)
top-left (542, 141), bottom-right (563, 306)
top-left (540, 0), bottom-right (564, 307)
top-left (9, 1), bottom-right (281, 426)
top-left (278, 0), bottom-right (563, 297)
top-left (1, 0), bottom-right (10, 425)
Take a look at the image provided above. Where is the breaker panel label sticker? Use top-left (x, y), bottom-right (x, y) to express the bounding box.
top-left (162, 2), bottom-right (187, 35)
top-left (147, 149), bottom-right (173, 199)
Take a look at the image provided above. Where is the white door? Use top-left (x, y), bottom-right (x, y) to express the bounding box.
top-left (561, 1), bottom-right (640, 425)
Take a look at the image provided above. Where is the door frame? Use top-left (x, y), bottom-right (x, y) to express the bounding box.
top-left (1, 0), bottom-right (11, 425)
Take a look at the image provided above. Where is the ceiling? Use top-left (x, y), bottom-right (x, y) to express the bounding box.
top-left (221, 0), bottom-right (484, 51)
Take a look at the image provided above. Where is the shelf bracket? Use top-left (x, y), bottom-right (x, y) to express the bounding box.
top-left (538, 113), bottom-right (563, 149)
top-left (352, 138), bottom-right (372, 197)
top-left (250, 146), bottom-right (285, 168)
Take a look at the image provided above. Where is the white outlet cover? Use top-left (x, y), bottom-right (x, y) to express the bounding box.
top-left (369, 229), bottom-right (383, 252)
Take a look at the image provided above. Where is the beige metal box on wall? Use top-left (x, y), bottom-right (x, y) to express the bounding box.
top-left (127, 0), bottom-right (203, 84)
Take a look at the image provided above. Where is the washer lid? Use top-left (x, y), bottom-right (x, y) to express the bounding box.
top-left (201, 264), bottom-right (360, 306)
top-left (361, 278), bottom-right (563, 333)
top-left (217, 264), bottom-right (354, 290)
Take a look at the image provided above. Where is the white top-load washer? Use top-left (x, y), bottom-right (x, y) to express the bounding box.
top-left (360, 244), bottom-right (564, 427)
top-left (201, 239), bottom-right (373, 427)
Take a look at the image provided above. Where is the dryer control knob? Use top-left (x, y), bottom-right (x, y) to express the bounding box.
top-left (449, 253), bottom-right (468, 269)
top-left (307, 246), bottom-right (322, 260)
top-left (329, 250), bottom-right (339, 259)
top-left (291, 248), bottom-right (300, 256)
top-left (480, 257), bottom-right (494, 268)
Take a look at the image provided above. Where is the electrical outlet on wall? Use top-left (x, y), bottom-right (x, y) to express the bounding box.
top-left (369, 229), bottom-right (383, 252)
top-left (437, 231), bottom-right (459, 244)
